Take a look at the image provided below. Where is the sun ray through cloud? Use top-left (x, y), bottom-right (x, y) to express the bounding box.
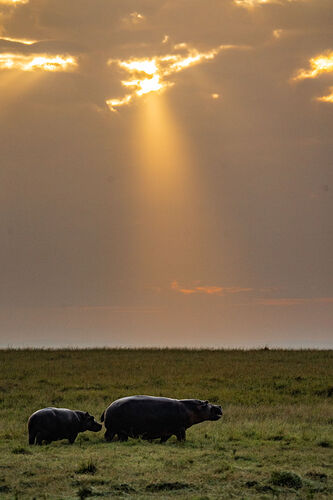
top-left (113, 43), bottom-right (239, 297)
top-left (125, 89), bottom-right (215, 291)
top-left (130, 90), bottom-right (196, 213)
top-left (0, 67), bottom-right (40, 109)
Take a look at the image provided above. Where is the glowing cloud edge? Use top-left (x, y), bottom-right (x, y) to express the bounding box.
top-left (317, 87), bottom-right (333, 103)
top-left (106, 43), bottom-right (238, 111)
top-left (293, 51), bottom-right (333, 81)
top-left (292, 51), bottom-right (333, 103)
top-left (0, 53), bottom-right (77, 71)
top-left (0, 36), bottom-right (37, 45)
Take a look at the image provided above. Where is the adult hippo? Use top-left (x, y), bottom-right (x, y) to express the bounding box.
top-left (101, 395), bottom-right (222, 443)
top-left (28, 407), bottom-right (102, 445)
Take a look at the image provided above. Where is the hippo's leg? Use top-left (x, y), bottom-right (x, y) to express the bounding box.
top-left (28, 429), bottom-right (37, 445)
top-left (176, 428), bottom-right (186, 442)
top-left (68, 433), bottom-right (78, 444)
top-left (160, 434), bottom-right (172, 443)
top-left (104, 429), bottom-right (115, 442)
top-left (35, 432), bottom-right (44, 445)
top-left (118, 431), bottom-right (128, 442)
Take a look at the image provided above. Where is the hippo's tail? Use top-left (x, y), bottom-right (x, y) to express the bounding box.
top-left (100, 411), bottom-right (105, 423)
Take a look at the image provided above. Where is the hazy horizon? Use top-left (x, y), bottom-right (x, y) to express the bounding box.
top-left (0, 344), bottom-right (332, 350)
top-left (1, 335), bottom-right (332, 350)
top-left (1, 0), bottom-right (332, 348)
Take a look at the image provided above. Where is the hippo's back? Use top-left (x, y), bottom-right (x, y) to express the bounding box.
top-left (29, 407), bottom-right (76, 426)
top-left (104, 396), bottom-right (187, 438)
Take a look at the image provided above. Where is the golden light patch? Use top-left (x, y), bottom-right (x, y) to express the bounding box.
top-left (234, 0), bottom-right (270, 6)
top-left (235, 0), bottom-right (303, 6)
top-left (171, 281), bottom-right (253, 296)
top-left (120, 59), bottom-right (157, 75)
top-left (0, 0), bottom-right (29, 4)
top-left (293, 51), bottom-right (333, 80)
top-left (135, 74), bottom-right (164, 96)
top-left (0, 36), bottom-right (36, 45)
top-left (273, 29), bottom-right (283, 39)
top-left (122, 11), bottom-right (145, 27)
top-left (129, 12), bottom-right (144, 24)
top-left (0, 53), bottom-right (77, 71)
top-left (317, 87), bottom-right (333, 103)
top-left (211, 93), bottom-right (220, 99)
top-left (105, 94), bottom-right (133, 110)
top-left (107, 43), bottom-right (231, 111)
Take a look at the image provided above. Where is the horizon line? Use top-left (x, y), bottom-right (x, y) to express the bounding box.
top-left (1, 345), bottom-right (332, 351)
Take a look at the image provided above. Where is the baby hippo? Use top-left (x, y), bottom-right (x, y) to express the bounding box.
top-left (28, 407), bottom-right (102, 445)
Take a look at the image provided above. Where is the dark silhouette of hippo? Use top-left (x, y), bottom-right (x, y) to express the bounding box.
top-left (28, 407), bottom-right (102, 445)
top-left (101, 395), bottom-right (222, 443)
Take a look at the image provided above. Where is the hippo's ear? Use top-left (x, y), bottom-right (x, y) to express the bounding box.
top-left (199, 400), bottom-right (209, 407)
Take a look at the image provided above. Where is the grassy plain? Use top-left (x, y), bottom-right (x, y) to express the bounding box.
top-left (0, 349), bottom-right (332, 499)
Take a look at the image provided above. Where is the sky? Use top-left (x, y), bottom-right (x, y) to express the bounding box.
top-left (0, 0), bottom-right (332, 348)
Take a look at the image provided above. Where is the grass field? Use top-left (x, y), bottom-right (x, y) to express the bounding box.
top-left (0, 349), bottom-right (332, 499)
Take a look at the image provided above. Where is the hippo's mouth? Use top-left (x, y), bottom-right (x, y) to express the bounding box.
top-left (211, 413), bottom-right (222, 420)
top-left (91, 423), bottom-right (103, 432)
top-left (211, 407), bottom-right (223, 420)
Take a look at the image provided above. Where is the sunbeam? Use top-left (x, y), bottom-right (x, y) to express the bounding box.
top-left (124, 92), bottom-right (213, 286)
top-left (133, 93), bottom-right (192, 199)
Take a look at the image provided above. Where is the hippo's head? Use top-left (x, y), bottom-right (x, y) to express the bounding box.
top-left (206, 402), bottom-right (223, 421)
top-left (182, 399), bottom-right (223, 424)
top-left (80, 412), bottom-right (103, 432)
top-left (197, 400), bottom-right (223, 421)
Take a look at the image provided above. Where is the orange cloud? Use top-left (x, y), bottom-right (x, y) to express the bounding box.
top-left (256, 297), bottom-right (333, 306)
top-left (234, 0), bottom-right (305, 7)
top-left (63, 305), bottom-right (163, 313)
top-left (171, 281), bottom-right (253, 296)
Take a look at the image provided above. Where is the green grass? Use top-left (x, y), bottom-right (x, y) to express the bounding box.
top-left (0, 348), bottom-right (332, 498)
